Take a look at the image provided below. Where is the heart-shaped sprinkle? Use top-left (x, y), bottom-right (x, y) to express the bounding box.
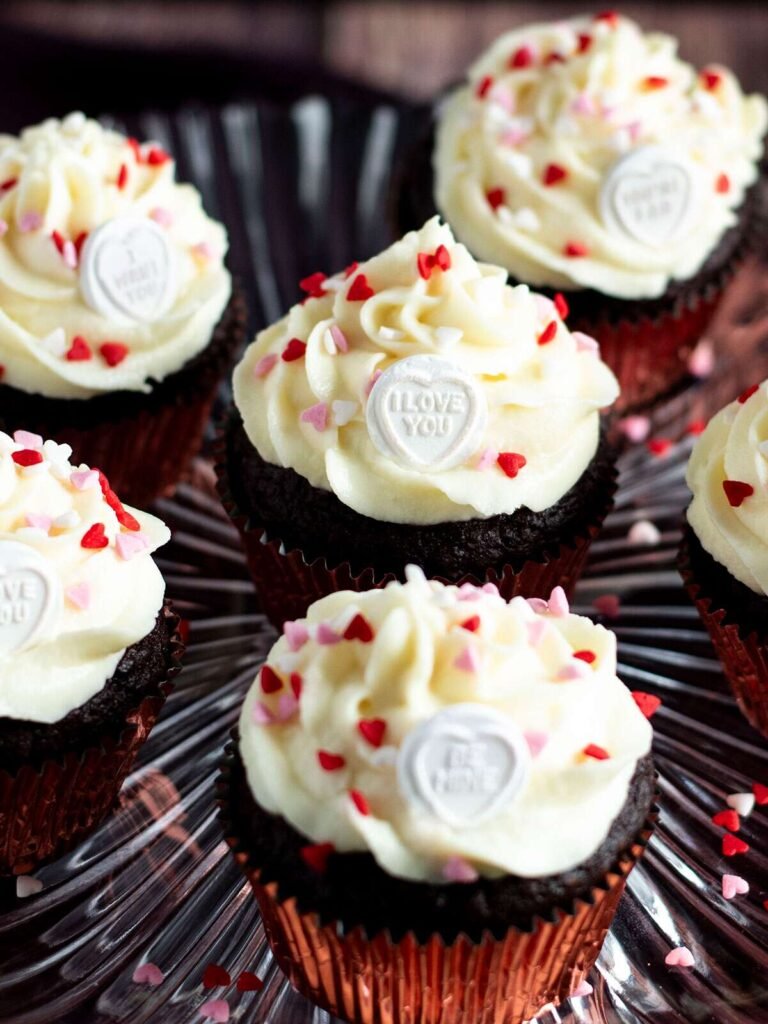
top-left (509, 44), bottom-right (535, 68)
top-left (115, 532), bottom-right (149, 561)
top-left (252, 702), bottom-right (274, 725)
top-left (199, 998), bottom-right (229, 1022)
top-left (712, 809), bottom-right (740, 832)
top-left (316, 623), bottom-right (341, 645)
top-left (715, 173), bottom-right (730, 194)
top-left (70, 469), bottom-right (99, 491)
top-left (537, 320), bottom-right (557, 345)
top-left (300, 842), bottom-right (334, 872)
top-left (81, 523), bottom-right (108, 549)
top-left (132, 962), bottom-right (164, 986)
top-left (24, 514), bottom-right (52, 532)
top-left (497, 452), bottom-right (527, 478)
top-left (564, 241), bottom-right (589, 257)
top-left (665, 947), bottom-right (695, 968)
top-left (647, 438), bottom-right (673, 457)
top-left (290, 673), bottom-right (302, 699)
top-left (16, 875), bottom-right (43, 898)
top-left (628, 520), bottom-right (661, 545)
top-left (66, 336), bottom-right (92, 361)
top-left (100, 342), bottom-right (129, 367)
top-left (688, 419), bottom-right (707, 436)
top-left (553, 292), bottom-right (569, 319)
top-left (347, 274), bottom-right (374, 301)
top-left (276, 694), bottom-right (299, 722)
top-left (558, 662), bottom-right (590, 681)
top-left (344, 613), bottom-right (374, 642)
top-left (65, 582), bottom-right (91, 611)
top-left (442, 856), bottom-right (478, 883)
top-left (573, 649), bottom-right (596, 664)
top-left (20, 211), bottom-right (43, 232)
top-left (349, 789), bottom-right (370, 815)
top-left (454, 644), bottom-right (481, 673)
top-left (754, 782), bottom-right (768, 805)
top-left (329, 325), bottom-right (349, 353)
top-left (619, 415), bottom-right (650, 442)
top-left (722, 834), bottom-right (749, 856)
top-left (723, 480), bottom-right (754, 507)
top-left (12, 449), bottom-right (43, 468)
top-left (726, 792), bottom-right (755, 817)
top-left (524, 730), bottom-right (549, 757)
top-left (202, 964), bottom-right (231, 989)
top-left (299, 271), bottom-right (326, 298)
top-left (460, 615), bottom-right (480, 633)
top-left (260, 665), bottom-right (283, 694)
top-left (281, 338), bottom-right (306, 362)
top-left (283, 621), bottom-right (309, 652)
top-left (317, 750), bottom-right (346, 771)
top-left (486, 187), bottom-right (506, 210)
top-left (476, 447), bottom-right (498, 471)
top-left (300, 403), bottom-right (328, 432)
top-left (358, 718), bottom-right (386, 748)
top-left (13, 430), bottom-right (43, 449)
top-left (688, 339), bottom-right (714, 378)
top-left (631, 691), bottom-right (661, 718)
top-left (583, 744), bottom-right (610, 761)
top-left (738, 383), bottom-right (759, 404)
top-left (593, 593), bottom-right (621, 618)
top-left (526, 619), bottom-right (548, 647)
top-left (236, 971), bottom-right (263, 993)
top-left (253, 353), bottom-right (278, 379)
top-left (543, 163), bottom-right (568, 186)
top-left (548, 586), bottom-right (569, 617)
top-left (722, 874), bottom-right (749, 900)
top-left (332, 400), bottom-right (358, 426)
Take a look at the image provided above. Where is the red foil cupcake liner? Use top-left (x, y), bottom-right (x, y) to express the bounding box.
top-left (0, 290), bottom-right (246, 508)
top-left (0, 605), bottom-right (184, 875)
top-left (215, 436), bottom-right (617, 628)
top-left (219, 748), bottom-right (657, 1024)
top-left (679, 537), bottom-right (768, 737)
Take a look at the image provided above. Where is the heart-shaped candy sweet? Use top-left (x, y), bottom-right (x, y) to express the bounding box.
top-left (0, 541), bottom-right (60, 659)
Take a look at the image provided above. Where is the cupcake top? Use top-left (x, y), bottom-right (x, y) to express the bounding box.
top-left (233, 218), bottom-right (618, 526)
top-left (238, 569), bottom-right (652, 883)
top-left (434, 13), bottom-right (767, 300)
top-left (0, 112), bottom-right (231, 399)
top-left (686, 379), bottom-right (768, 594)
top-left (0, 429), bottom-right (170, 723)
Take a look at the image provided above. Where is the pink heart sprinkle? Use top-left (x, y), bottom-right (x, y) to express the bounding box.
top-left (150, 206), bottom-right (174, 228)
top-left (665, 946), bottom-right (695, 968)
top-left (70, 469), bottom-right (100, 491)
top-left (688, 339), bottom-right (714, 378)
top-left (192, 241), bottom-right (214, 260)
top-left (442, 856), bottom-right (479, 883)
top-left (457, 583), bottom-right (482, 601)
top-left (199, 999), bottom-right (229, 1023)
top-left (276, 694), bottom-right (299, 721)
top-left (63, 240), bottom-right (78, 268)
top-left (454, 644), bottom-right (481, 673)
top-left (573, 331), bottom-right (599, 354)
top-left (571, 93), bottom-right (595, 116)
top-left (132, 962), bottom-right (164, 987)
top-left (476, 447), bottom-right (498, 471)
top-left (252, 701), bottom-right (275, 726)
top-left (25, 513), bottom-right (52, 532)
top-left (534, 294), bottom-right (555, 319)
top-left (619, 415), bottom-right (651, 443)
top-left (526, 597), bottom-right (549, 613)
top-left (593, 593), bottom-right (621, 619)
top-left (65, 582), bottom-right (91, 610)
top-left (526, 619), bottom-right (548, 647)
top-left (571, 980), bottom-right (593, 998)
top-left (19, 211), bottom-right (43, 232)
top-left (365, 369), bottom-right (383, 396)
top-left (489, 84), bottom-right (515, 112)
top-left (722, 874), bottom-right (749, 900)
top-left (316, 623), bottom-right (341, 645)
top-left (524, 731), bottom-right (549, 757)
top-left (283, 620), bottom-right (309, 651)
top-left (300, 402), bottom-right (329, 432)
top-left (481, 582), bottom-right (499, 596)
top-left (628, 520), bottom-right (660, 546)
top-left (500, 126), bottom-right (529, 146)
top-left (626, 120), bottom-right (643, 142)
top-left (329, 325), bottom-right (349, 353)
top-left (116, 533), bottom-right (149, 561)
top-left (548, 586), bottom-right (569, 617)
top-left (253, 353), bottom-right (278, 379)
top-left (557, 661), bottom-right (590, 681)
top-left (13, 430), bottom-right (43, 448)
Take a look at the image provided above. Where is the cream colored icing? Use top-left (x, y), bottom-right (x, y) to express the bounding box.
top-left (0, 430), bottom-right (170, 722)
top-left (434, 13), bottom-right (767, 299)
top-left (687, 380), bottom-right (768, 594)
top-left (239, 570), bottom-right (652, 882)
top-left (0, 112), bottom-right (231, 398)
top-left (233, 218), bottom-right (618, 526)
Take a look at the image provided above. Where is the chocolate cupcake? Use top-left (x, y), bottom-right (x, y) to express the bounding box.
top-left (219, 570), bottom-right (656, 1024)
top-left (218, 218), bottom-right (619, 626)
top-left (397, 13), bottom-right (767, 409)
top-left (0, 429), bottom-right (182, 874)
top-left (679, 379), bottom-right (768, 736)
top-left (0, 113), bottom-right (245, 505)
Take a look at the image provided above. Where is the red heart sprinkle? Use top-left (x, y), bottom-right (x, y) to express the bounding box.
top-left (722, 834), bottom-right (749, 857)
top-left (537, 320), bottom-right (557, 345)
top-left (358, 718), bottom-right (386, 748)
top-left (715, 173), bottom-right (730, 194)
top-left (347, 274), bottom-right (374, 301)
top-left (416, 253), bottom-right (433, 280)
top-left (127, 137), bottom-right (143, 162)
top-left (475, 75), bottom-right (493, 98)
top-left (643, 76), bottom-right (668, 90)
top-left (300, 842), bottom-right (334, 873)
top-left (344, 261), bottom-right (358, 278)
top-left (0, 178), bottom-right (18, 192)
top-left (647, 438), bottom-right (673, 457)
top-left (260, 665), bottom-right (283, 694)
top-left (577, 33), bottom-right (592, 53)
top-left (202, 964), bottom-right (231, 989)
top-left (631, 691), bottom-right (661, 718)
top-left (738, 384), bottom-right (758, 403)
top-left (542, 163), bottom-right (567, 186)
top-left (66, 335), bottom-right (92, 361)
top-left (344, 613), bottom-right (374, 643)
top-left (497, 452), bottom-right (527, 478)
top-left (116, 508), bottom-right (140, 532)
top-left (687, 419), bottom-right (707, 436)
top-left (100, 342), bottom-right (129, 367)
top-left (236, 971), bottom-right (263, 993)
top-left (51, 229), bottom-right (65, 254)
top-left (573, 650), bottom-right (596, 664)
top-left (723, 480), bottom-right (754, 507)
top-left (349, 789), bottom-right (370, 815)
top-left (460, 616), bottom-right (480, 633)
top-left (553, 292), bottom-right (569, 319)
top-left (282, 338), bottom-right (307, 362)
top-left (753, 782), bottom-right (768, 805)
top-left (583, 744), bottom-right (610, 761)
top-left (299, 271), bottom-right (327, 298)
top-left (290, 672), bottom-right (303, 699)
top-left (11, 449), bottom-right (43, 467)
top-left (434, 245), bottom-right (451, 271)
top-left (564, 241), bottom-right (588, 257)
top-left (509, 45), bottom-right (534, 69)
top-left (317, 750), bottom-right (346, 771)
top-left (74, 231), bottom-right (88, 256)
top-left (712, 809), bottom-right (740, 832)
top-left (117, 163), bottom-right (128, 190)
top-left (486, 187), bottom-right (506, 210)
top-left (701, 70), bottom-right (722, 90)
top-left (594, 10), bottom-right (619, 27)
top-left (0, 365), bottom-right (4, 379)
top-left (146, 147), bottom-right (170, 166)
top-left (545, 52), bottom-right (566, 65)
top-left (81, 523), bottom-right (108, 550)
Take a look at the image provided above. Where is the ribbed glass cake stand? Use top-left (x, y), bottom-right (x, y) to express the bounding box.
top-left (0, 97), bottom-right (767, 1024)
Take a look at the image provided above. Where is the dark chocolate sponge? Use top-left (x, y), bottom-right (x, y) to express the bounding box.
top-left (680, 524), bottom-right (768, 641)
top-left (223, 411), bottom-right (616, 581)
top-left (393, 110), bottom-right (763, 325)
top-left (221, 739), bottom-right (655, 945)
top-left (0, 608), bottom-right (176, 774)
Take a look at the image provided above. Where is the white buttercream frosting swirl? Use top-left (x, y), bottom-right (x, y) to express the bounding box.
top-left (239, 570), bottom-right (652, 882)
top-left (687, 379), bottom-right (768, 594)
top-left (233, 218), bottom-right (618, 526)
top-left (0, 430), bottom-right (170, 722)
top-left (434, 13), bottom-right (767, 299)
top-left (0, 112), bottom-right (231, 398)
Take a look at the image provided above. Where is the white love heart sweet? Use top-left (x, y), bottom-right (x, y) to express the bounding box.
top-left (0, 541), bottom-right (60, 659)
top-left (600, 146), bottom-right (698, 247)
top-left (397, 704), bottom-right (530, 828)
top-left (80, 217), bottom-right (175, 324)
top-left (366, 355), bottom-right (487, 472)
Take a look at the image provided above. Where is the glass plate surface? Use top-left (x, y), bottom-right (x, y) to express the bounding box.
top-left (0, 97), bottom-right (767, 1024)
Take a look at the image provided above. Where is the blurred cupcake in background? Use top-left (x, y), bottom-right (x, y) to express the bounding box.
top-left (679, 378), bottom-right (768, 736)
top-left (0, 112), bottom-right (245, 505)
top-left (219, 570), bottom-right (656, 1024)
top-left (398, 13), bottom-right (767, 410)
top-left (218, 218), bottom-right (620, 626)
top-left (0, 429), bottom-right (182, 874)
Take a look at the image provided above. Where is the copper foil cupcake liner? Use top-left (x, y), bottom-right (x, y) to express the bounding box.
top-left (0, 604), bottom-right (184, 875)
top-left (215, 432), bottom-right (617, 628)
top-left (679, 536), bottom-right (768, 737)
top-left (0, 289), bottom-right (246, 508)
top-left (218, 744), bottom-right (657, 1024)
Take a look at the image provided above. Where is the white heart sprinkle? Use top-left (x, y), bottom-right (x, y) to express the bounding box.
top-left (726, 792), bottom-right (755, 817)
top-left (40, 328), bottom-right (67, 357)
top-left (16, 875), bottom-right (43, 898)
top-left (332, 400), bottom-right (358, 426)
top-left (434, 327), bottom-right (463, 349)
